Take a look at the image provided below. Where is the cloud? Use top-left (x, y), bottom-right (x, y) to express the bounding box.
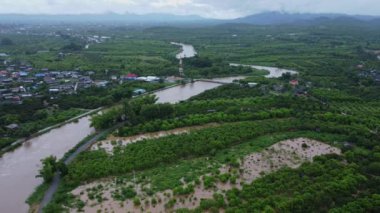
top-left (151, 0), bottom-right (193, 8)
top-left (0, 0), bottom-right (379, 18)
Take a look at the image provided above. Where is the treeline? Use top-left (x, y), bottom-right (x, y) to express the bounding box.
top-left (0, 107), bottom-right (83, 140)
top-left (52, 81), bottom-right (165, 110)
top-left (114, 95), bottom-right (333, 136)
top-left (92, 95), bottom-right (295, 131)
top-left (118, 109), bottom-right (292, 137)
top-left (189, 84), bottom-right (264, 100)
top-left (183, 56), bottom-right (258, 78)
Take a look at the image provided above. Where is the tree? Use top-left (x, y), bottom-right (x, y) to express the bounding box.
top-left (57, 161), bottom-right (68, 176)
top-left (140, 103), bottom-right (174, 120)
top-left (129, 95), bottom-right (158, 115)
top-left (91, 107), bottom-right (123, 130)
top-left (36, 156), bottom-right (57, 183)
top-left (61, 42), bottom-right (83, 51)
top-left (1, 38), bottom-right (13, 45)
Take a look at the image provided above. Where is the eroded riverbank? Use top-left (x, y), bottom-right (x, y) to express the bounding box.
top-left (230, 63), bottom-right (298, 78)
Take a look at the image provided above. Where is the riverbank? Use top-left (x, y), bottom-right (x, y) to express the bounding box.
top-left (0, 107), bottom-right (103, 158)
top-left (170, 42), bottom-right (197, 59)
top-left (34, 122), bottom-right (125, 213)
top-left (230, 63), bottom-right (298, 78)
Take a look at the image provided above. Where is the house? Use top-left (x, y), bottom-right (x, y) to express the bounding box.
top-left (146, 76), bottom-right (160, 82)
top-left (11, 72), bottom-right (20, 78)
top-left (11, 87), bottom-right (20, 93)
top-left (44, 76), bottom-right (56, 84)
top-left (94, 80), bottom-right (109, 87)
top-left (49, 88), bottom-right (60, 93)
top-left (357, 64), bottom-right (364, 69)
top-left (111, 75), bottom-right (118, 81)
top-left (289, 80), bottom-right (299, 87)
top-left (19, 71), bottom-right (28, 77)
top-left (0, 70), bottom-right (8, 77)
top-left (3, 95), bottom-right (22, 104)
top-left (124, 73), bottom-right (138, 80)
top-left (35, 73), bottom-right (46, 78)
top-left (248, 82), bottom-right (258, 88)
top-left (0, 89), bottom-right (10, 94)
top-left (5, 123), bottom-right (19, 130)
top-left (137, 77), bottom-right (147, 81)
top-left (272, 84), bottom-right (285, 92)
top-left (79, 76), bottom-right (93, 84)
top-left (50, 71), bottom-right (61, 76)
top-left (295, 87), bottom-right (308, 97)
top-left (2, 78), bottom-right (12, 83)
top-left (56, 74), bottom-right (65, 79)
top-left (133, 89), bottom-right (147, 96)
top-left (20, 93), bottom-right (33, 98)
top-left (136, 76), bottom-right (160, 82)
top-left (21, 78), bottom-right (35, 84)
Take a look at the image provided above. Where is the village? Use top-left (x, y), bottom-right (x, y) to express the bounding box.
top-left (0, 58), bottom-right (166, 105)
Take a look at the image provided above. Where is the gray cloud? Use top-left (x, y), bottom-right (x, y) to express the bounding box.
top-left (0, 0), bottom-right (378, 18)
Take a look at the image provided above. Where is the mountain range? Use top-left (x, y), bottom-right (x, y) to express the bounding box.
top-left (231, 12), bottom-right (379, 25)
top-left (0, 12), bottom-right (379, 25)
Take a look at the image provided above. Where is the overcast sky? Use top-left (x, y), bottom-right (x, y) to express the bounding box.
top-left (0, 0), bottom-right (379, 19)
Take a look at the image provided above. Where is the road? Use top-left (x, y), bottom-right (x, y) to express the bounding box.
top-left (38, 123), bottom-right (123, 213)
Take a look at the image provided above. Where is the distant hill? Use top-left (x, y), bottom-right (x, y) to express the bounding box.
top-left (231, 12), bottom-right (379, 25)
top-left (0, 13), bottom-right (209, 25)
top-left (0, 12), bottom-right (379, 26)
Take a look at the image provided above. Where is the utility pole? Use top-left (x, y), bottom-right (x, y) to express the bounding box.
top-left (179, 58), bottom-right (184, 77)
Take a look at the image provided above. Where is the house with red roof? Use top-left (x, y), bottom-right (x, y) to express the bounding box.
top-left (289, 80), bottom-right (299, 87)
top-left (123, 73), bottom-right (138, 81)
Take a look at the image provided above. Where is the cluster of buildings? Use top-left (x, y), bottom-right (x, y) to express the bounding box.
top-left (0, 63), bottom-right (34, 104)
top-left (358, 69), bottom-right (380, 83)
top-left (0, 60), bottom-right (171, 105)
top-left (118, 73), bottom-right (162, 83)
top-left (0, 62), bottom-right (98, 104)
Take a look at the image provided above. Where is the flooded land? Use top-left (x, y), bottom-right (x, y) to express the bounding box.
top-left (70, 138), bottom-right (340, 213)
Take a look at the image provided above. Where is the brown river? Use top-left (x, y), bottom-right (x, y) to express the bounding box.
top-left (0, 43), bottom-right (297, 213)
